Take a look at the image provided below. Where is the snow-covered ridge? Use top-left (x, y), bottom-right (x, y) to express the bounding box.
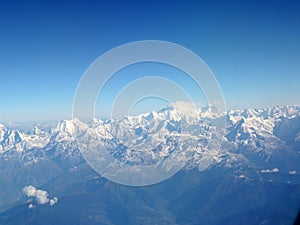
top-left (0, 125), bottom-right (50, 154)
top-left (0, 104), bottom-right (299, 159)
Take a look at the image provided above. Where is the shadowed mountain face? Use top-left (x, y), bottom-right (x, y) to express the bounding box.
top-left (0, 166), bottom-right (299, 225)
top-left (0, 105), bottom-right (299, 225)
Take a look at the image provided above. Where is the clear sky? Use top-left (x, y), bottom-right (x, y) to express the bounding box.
top-left (0, 0), bottom-right (299, 122)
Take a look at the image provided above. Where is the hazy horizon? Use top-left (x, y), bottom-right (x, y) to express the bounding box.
top-left (1, 102), bottom-right (299, 125)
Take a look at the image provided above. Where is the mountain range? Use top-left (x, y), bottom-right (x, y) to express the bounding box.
top-left (0, 104), bottom-right (299, 225)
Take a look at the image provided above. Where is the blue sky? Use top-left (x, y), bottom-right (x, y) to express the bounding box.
top-left (0, 0), bottom-right (299, 122)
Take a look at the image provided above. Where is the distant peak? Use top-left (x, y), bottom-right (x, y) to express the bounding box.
top-left (0, 124), bottom-right (6, 131)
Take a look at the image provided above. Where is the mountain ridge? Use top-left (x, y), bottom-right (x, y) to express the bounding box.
top-left (0, 104), bottom-right (299, 224)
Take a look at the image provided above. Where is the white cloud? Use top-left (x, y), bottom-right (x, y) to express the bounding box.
top-left (28, 204), bottom-right (35, 209)
top-left (289, 170), bottom-right (296, 175)
top-left (22, 185), bottom-right (58, 207)
top-left (35, 190), bottom-right (49, 205)
top-left (49, 197), bottom-right (58, 206)
top-left (171, 101), bottom-right (198, 118)
top-left (22, 185), bottom-right (37, 197)
top-left (261, 168), bottom-right (279, 173)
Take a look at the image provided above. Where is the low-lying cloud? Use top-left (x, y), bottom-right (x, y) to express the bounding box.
top-left (22, 185), bottom-right (58, 208)
top-left (261, 168), bottom-right (279, 173)
top-left (49, 197), bottom-right (58, 206)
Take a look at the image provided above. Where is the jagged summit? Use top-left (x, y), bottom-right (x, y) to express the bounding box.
top-left (0, 104), bottom-right (299, 167)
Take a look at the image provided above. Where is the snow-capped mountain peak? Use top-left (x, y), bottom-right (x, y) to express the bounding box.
top-left (0, 104), bottom-right (299, 172)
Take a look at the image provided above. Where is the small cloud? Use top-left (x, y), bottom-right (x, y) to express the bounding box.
top-left (22, 185), bottom-right (58, 208)
top-left (49, 197), bottom-right (58, 206)
top-left (261, 168), bottom-right (279, 173)
top-left (23, 185), bottom-right (37, 197)
top-left (289, 170), bottom-right (296, 175)
top-left (28, 204), bottom-right (35, 209)
top-left (35, 190), bottom-right (49, 205)
top-left (171, 101), bottom-right (198, 118)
